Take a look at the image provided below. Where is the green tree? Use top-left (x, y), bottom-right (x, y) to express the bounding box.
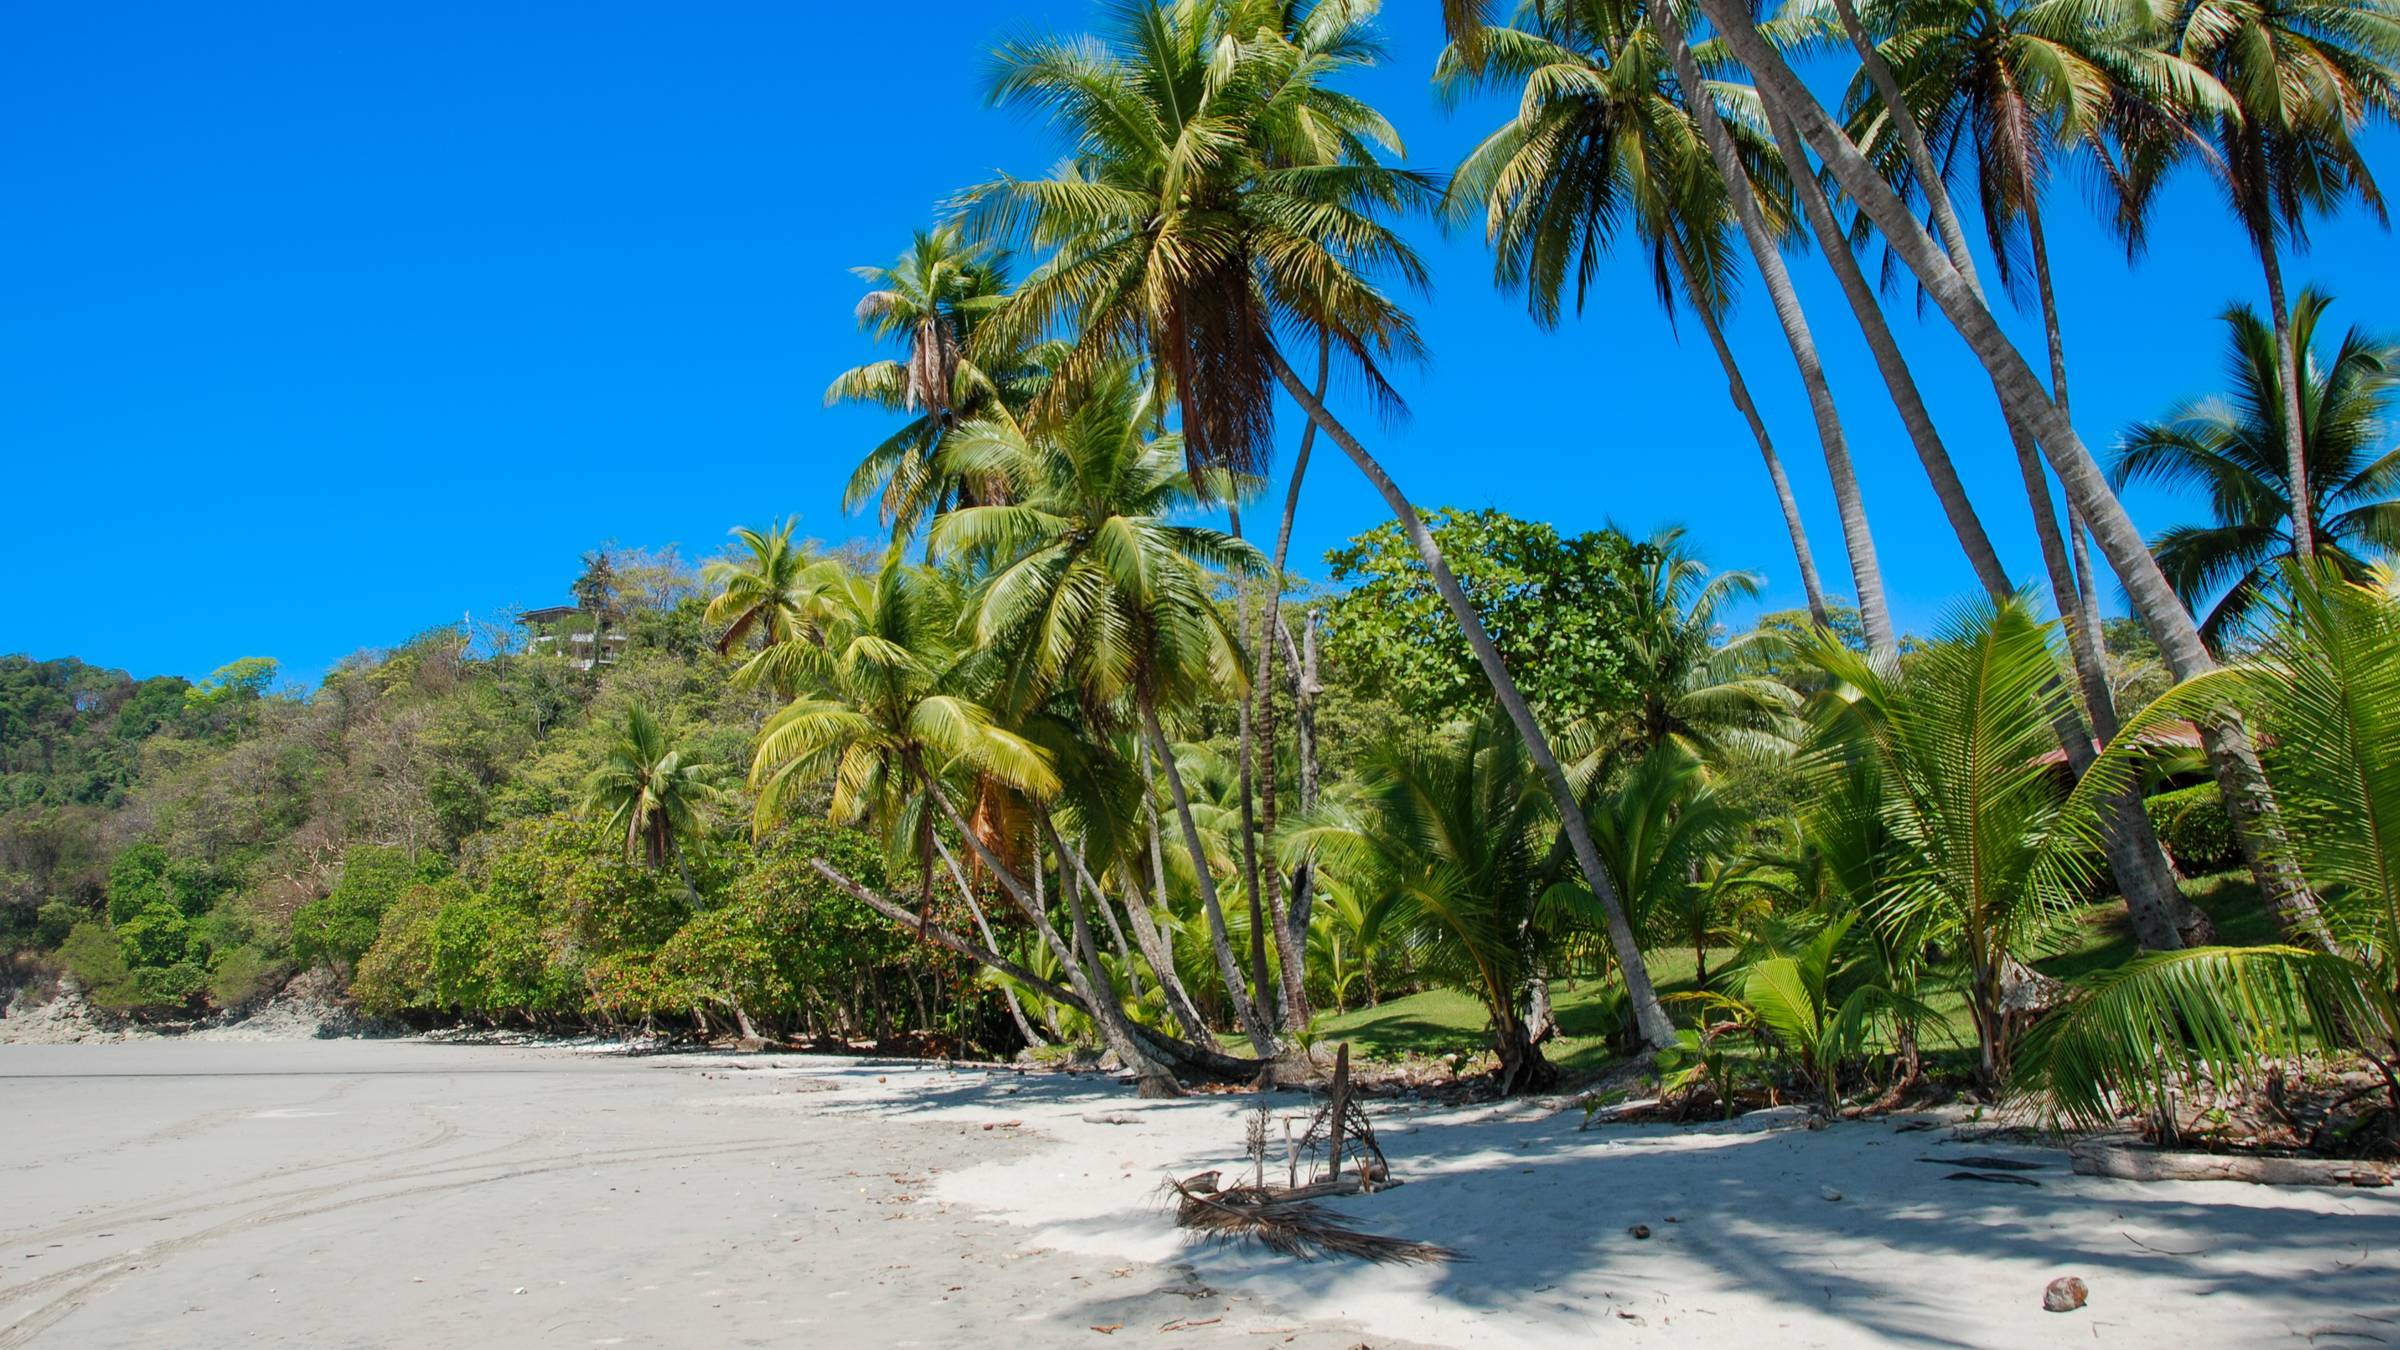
top-left (581, 706), bottom-right (723, 869)
top-left (1324, 509), bottom-right (1643, 725)
top-left (701, 518), bottom-right (839, 672)
top-left (2112, 288), bottom-right (2400, 644)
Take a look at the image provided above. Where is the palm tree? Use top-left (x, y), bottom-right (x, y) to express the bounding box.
top-left (2112, 288), bottom-right (2400, 643)
top-left (1639, 2), bottom-right (1902, 655)
top-left (1679, 0), bottom-right (2332, 947)
top-left (969, 0), bottom-right (1680, 1049)
top-left (826, 226), bottom-right (1039, 541)
top-left (1804, 599), bottom-right (2115, 1085)
top-left (1438, 6), bottom-right (1836, 626)
top-left (1583, 746), bottom-right (1752, 984)
top-left (1590, 528), bottom-right (1797, 771)
top-left (2018, 563), bottom-right (2400, 1127)
top-left (930, 361), bottom-right (1278, 1050)
top-left (701, 518), bottom-right (838, 668)
top-left (2135, 0), bottom-right (2400, 559)
top-left (1285, 712), bottom-right (1573, 1092)
top-left (583, 705), bottom-right (722, 869)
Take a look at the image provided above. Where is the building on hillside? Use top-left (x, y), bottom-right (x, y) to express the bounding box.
top-left (518, 605), bottom-right (625, 672)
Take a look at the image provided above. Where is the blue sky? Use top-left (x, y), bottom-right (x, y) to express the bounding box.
top-left (4, 1), bottom-right (2394, 687)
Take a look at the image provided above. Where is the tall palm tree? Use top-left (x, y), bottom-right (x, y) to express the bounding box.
top-left (1675, 0), bottom-right (2333, 947)
top-left (969, 0), bottom-right (1680, 1048)
top-left (930, 361), bottom-right (1277, 1049)
top-left (1641, 2), bottom-right (1902, 655)
top-left (1611, 528), bottom-right (1799, 767)
top-left (2136, 0), bottom-right (2400, 559)
top-left (826, 226), bottom-right (1040, 541)
top-left (583, 705), bottom-right (723, 869)
top-left (2112, 288), bottom-right (2400, 643)
top-left (1438, 6), bottom-right (1837, 626)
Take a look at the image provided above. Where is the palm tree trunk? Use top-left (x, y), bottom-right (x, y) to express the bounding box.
top-left (1657, 12), bottom-right (1896, 656)
top-left (1826, 0), bottom-right (1985, 293)
top-left (1255, 339), bottom-right (1327, 1036)
top-left (1277, 610), bottom-right (1326, 938)
top-left (1267, 349), bottom-right (1677, 1051)
top-left (2024, 189), bottom-right (2212, 946)
top-left (1121, 758), bottom-right (1219, 1047)
top-left (1139, 694), bottom-right (1281, 1055)
top-left (1664, 230), bottom-right (1834, 626)
top-left (1755, 93), bottom-right (2014, 599)
top-left (2258, 227), bottom-right (2317, 558)
top-left (921, 781), bottom-right (1181, 1094)
top-left (933, 837), bottom-right (1045, 1050)
top-left (1224, 501), bottom-right (1277, 1031)
top-left (1699, 5), bottom-right (2333, 949)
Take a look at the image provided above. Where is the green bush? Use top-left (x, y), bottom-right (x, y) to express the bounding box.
top-left (206, 945), bottom-right (284, 1009)
top-left (35, 900), bottom-right (82, 949)
top-left (2146, 784), bottom-right (2239, 873)
top-left (106, 844), bottom-right (171, 924)
top-left (117, 902), bottom-right (191, 967)
top-left (131, 961), bottom-right (208, 1007)
top-left (291, 846), bottom-right (447, 972)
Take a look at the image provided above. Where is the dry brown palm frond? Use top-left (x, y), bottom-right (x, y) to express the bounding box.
top-left (1162, 1176), bottom-right (1457, 1265)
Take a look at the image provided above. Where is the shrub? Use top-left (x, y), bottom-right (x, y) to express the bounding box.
top-left (2145, 784), bottom-right (2239, 874)
top-left (117, 902), bottom-right (191, 967)
top-left (291, 847), bottom-right (445, 972)
top-left (36, 899), bottom-right (85, 949)
top-left (106, 844), bottom-right (171, 923)
top-left (207, 945), bottom-right (284, 1009)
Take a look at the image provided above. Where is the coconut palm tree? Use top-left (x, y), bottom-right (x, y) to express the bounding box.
top-left (1438, 6), bottom-right (1837, 626)
top-left (2130, 0), bottom-right (2400, 559)
top-left (1676, 0), bottom-right (2333, 947)
top-left (930, 361), bottom-right (1278, 1049)
top-left (2017, 563), bottom-right (2400, 1127)
top-left (969, 0), bottom-right (1681, 1049)
top-left (2112, 288), bottom-right (2400, 643)
top-left (1600, 528), bottom-right (1798, 770)
top-left (1639, 2), bottom-right (1902, 656)
top-left (583, 705), bottom-right (723, 870)
top-left (701, 518), bottom-right (839, 668)
top-left (1804, 598), bottom-right (2117, 1085)
top-left (827, 226), bottom-right (1043, 542)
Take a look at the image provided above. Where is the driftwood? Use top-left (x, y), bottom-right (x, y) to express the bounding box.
top-left (2070, 1138), bottom-right (2394, 1188)
top-left (1164, 1172), bottom-right (1454, 1265)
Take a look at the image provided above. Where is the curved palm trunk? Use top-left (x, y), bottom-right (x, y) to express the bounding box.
top-left (2022, 186), bottom-right (2213, 946)
top-left (1268, 349), bottom-right (1677, 1051)
top-left (921, 782), bottom-right (1182, 1094)
top-left (934, 837), bottom-right (1046, 1049)
top-left (1122, 764), bottom-right (1219, 1047)
top-left (1756, 93), bottom-right (2013, 598)
top-left (1700, 3), bottom-right (2331, 948)
top-left (1656, 12), bottom-right (1896, 656)
top-left (1139, 695), bottom-right (1281, 1056)
top-left (1664, 232), bottom-right (1834, 626)
top-left (1827, 0), bottom-right (1985, 295)
top-left (1255, 340), bottom-right (1329, 1036)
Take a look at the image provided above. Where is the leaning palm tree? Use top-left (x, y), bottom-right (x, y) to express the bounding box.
top-left (2112, 288), bottom-right (2400, 644)
top-left (1438, 5), bottom-right (1837, 627)
top-left (967, 0), bottom-right (1679, 1050)
top-left (583, 705), bottom-right (723, 870)
top-left (1673, 0), bottom-right (2334, 948)
top-left (2136, 0), bottom-right (2400, 559)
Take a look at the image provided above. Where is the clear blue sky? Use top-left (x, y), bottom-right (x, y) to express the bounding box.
top-left (5, 1), bottom-right (2394, 687)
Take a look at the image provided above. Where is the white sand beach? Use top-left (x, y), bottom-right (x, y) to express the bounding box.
top-left (5, 1041), bottom-right (2395, 1348)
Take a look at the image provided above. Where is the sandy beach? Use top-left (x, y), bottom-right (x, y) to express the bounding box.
top-left (5, 1041), bottom-right (2396, 1348)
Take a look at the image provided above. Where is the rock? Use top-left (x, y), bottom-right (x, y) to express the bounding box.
top-left (1627, 1224), bottom-right (1652, 1240)
top-left (1819, 1186), bottom-right (1843, 1202)
top-left (2043, 1277), bottom-right (2088, 1313)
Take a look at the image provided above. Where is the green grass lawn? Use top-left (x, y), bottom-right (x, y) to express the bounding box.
top-left (1251, 869), bottom-right (2277, 1086)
